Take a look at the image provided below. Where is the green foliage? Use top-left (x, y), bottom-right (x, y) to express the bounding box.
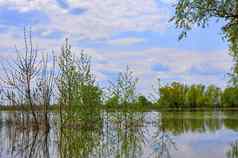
top-left (105, 96), bottom-right (120, 107)
top-left (136, 95), bottom-right (152, 107)
top-left (157, 82), bottom-right (188, 108)
top-left (58, 39), bottom-right (102, 109)
top-left (156, 82), bottom-right (224, 109)
top-left (185, 84), bottom-right (207, 108)
top-left (58, 39), bottom-right (102, 124)
top-left (230, 60), bottom-right (238, 86)
top-left (222, 87), bottom-right (238, 107)
top-left (79, 84), bottom-right (102, 108)
top-left (171, 0), bottom-right (238, 86)
top-left (205, 85), bottom-right (222, 107)
top-left (58, 39), bottom-right (78, 110)
top-left (107, 66), bottom-right (138, 106)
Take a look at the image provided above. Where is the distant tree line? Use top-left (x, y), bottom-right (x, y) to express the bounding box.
top-left (104, 75), bottom-right (238, 109)
top-left (153, 82), bottom-right (238, 109)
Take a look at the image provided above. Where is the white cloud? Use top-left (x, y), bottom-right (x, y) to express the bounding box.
top-left (107, 37), bottom-right (145, 46)
top-left (0, 0), bottom-right (57, 12)
top-left (0, 0), bottom-right (170, 40)
top-left (160, 0), bottom-right (177, 5)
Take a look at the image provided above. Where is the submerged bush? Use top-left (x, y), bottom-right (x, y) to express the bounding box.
top-left (136, 95), bottom-right (152, 107)
top-left (106, 66), bottom-right (138, 107)
top-left (1, 29), bottom-right (55, 127)
top-left (58, 39), bottom-right (102, 123)
top-left (58, 39), bottom-right (102, 108)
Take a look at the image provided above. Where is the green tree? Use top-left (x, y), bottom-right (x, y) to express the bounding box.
top-left (58, 38), bottom-right (78, 113)
top-left (136, 95), bottom-right (152, 107)
top-left (74, 53), bottom-right (102, 109)
top-left (171, 0), bottom-right (238, 86)
top-left (58, 40), bottom-right (102, 108)
top-left (222, 87), bottom-right (238, 107)
top-left (205, 85), bottom-right (222, 107)
top-left (157, 82), bottom-right (188, 108)
top-left (108, 66), bottom-right (138, 106)
top-left (58, 39), bottom-right (102, 123)
top-left (105, 96), bottom-right (119, 107)
top-left (185, 84), bottom-right (207, 108)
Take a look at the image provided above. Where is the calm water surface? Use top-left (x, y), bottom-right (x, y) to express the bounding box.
top-left (0, 111), bottom-right (238, 158)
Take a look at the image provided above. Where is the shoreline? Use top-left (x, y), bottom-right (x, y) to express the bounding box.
top-left (1, 105), bottom-right (238, 112)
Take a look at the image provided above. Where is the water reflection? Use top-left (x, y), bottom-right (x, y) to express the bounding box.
top-left (226, 140), bottom-right (238, 158)
top-left (152, 126), bottom-right (177, 158)
top-left (0, 111), bottom-right (238, 158)
top-left (159, 111), bottom-right (224, 134)
top-left (109, 111), bottom-right (145, 158)
top-left (1, 124), bottom-right (54, 158)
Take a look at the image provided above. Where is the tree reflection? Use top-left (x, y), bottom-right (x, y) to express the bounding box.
top-left (152, 128), bottom-right (176, 158)
top-left (59, 121), bottom-right (102, 158)
top-left (112, 111), bottom-right (145, 158)
top-left (159, 111), bottom-right (223, 134)
top-left (3, 124), bottom-right (52, 158)
top-left (58, 110), bottom-right (147, 158)
top-left (58, 107), bottom-right (103, 158)
top-left (59, 111), bottom-right (146, 158)
top-left (224, 112), bottom-right (238, 131)
top-left (226, 140), bottom-right (238, 158)
top-left (149, 112), bottom-right (177, 158)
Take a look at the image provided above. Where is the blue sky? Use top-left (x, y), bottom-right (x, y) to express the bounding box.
top-left (0, 0), bottom-right (233, 95)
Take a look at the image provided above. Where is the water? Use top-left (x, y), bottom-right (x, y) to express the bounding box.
top-left (0, 111), bottom-right (238, 158)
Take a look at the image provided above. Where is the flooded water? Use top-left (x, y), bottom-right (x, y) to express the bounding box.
top-left (0, 111), bottom-right (238, 158)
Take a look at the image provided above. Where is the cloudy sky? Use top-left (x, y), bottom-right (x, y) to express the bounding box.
top-left (0, 0), bottom-right (233, 95)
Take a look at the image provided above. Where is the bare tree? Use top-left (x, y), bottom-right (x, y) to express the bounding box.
top-left (0, 29), bottom-right (39, 125)
top-left (35, 52), bottom-right (56, 127)
top-left (0, 28), bottom-right (56, 128)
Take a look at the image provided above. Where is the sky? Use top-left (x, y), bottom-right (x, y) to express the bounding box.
top-left (0, 0), bottom-right (233, 95)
